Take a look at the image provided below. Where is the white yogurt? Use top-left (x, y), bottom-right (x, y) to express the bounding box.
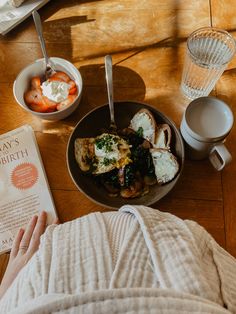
top-left (41, 80), bottom-right (70, 102)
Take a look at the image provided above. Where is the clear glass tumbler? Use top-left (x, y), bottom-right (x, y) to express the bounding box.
top-left (181, 27), bottom-right (236, 100)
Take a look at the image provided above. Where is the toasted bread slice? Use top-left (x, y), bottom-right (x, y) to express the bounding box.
top-left (150, 148), bottom-right (179, 184)
top-left (129, 109), bottom-right (157, 144)
top-left (74, 138), bottom-right (95, 172)
top-left (154, 124), bottom-right (172, 149)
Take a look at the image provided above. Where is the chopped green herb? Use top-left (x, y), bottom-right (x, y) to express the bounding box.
top-left (95, 134), bottom-right (118, 153)
top-left (124, 164), bottom-right (135, 187)
top-left (102, 157), bottom-right (116, 166)
top-left (97, 169), bottom-right (120, 189)
top-left (136, 127), bottom-right (144, 138)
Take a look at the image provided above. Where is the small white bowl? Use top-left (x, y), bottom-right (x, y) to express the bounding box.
top-left (13, 57), bottom-right (83, 121)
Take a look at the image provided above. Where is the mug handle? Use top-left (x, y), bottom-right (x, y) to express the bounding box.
top-left (209, 143), bottom-right (232, 171)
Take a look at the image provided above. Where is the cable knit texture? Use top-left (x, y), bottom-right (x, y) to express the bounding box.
top-left (0, 205), bottom-right (236, 313)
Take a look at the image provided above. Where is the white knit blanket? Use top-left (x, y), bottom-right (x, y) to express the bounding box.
top-left (1, 205), bottom-right (236, 314)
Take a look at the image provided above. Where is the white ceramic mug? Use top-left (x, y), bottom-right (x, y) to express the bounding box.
top-left (180, 96), bottom-right (234, 171)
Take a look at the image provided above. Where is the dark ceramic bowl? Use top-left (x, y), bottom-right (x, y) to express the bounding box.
top-left (67, 101), bottom-right (184, 209)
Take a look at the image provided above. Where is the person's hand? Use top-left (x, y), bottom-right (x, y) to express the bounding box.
top-left (0, 211), bottom-right (58, 299)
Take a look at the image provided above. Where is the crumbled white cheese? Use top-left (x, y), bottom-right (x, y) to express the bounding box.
top-left (41, 80), bottom-right (70, 102)
top-left (131, 112), bottom-right (154, 141)
top-left (152, 150), bottom-right (179, 184)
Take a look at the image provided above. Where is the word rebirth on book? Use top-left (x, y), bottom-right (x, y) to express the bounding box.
top-left (0, 150), bottom-right (28, 165)
top-left (0, 137), bottom-right (29, 164)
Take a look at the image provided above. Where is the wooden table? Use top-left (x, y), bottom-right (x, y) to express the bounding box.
top-left (1, 0), bottom-right (236, 281)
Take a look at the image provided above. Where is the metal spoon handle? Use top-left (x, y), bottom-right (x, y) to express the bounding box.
top-left (32, 10), bottom-right (50, 66)
top-left (105, 55), bottom-right (116, 128)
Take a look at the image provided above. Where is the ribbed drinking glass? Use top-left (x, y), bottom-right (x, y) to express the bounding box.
top-left (181, 27), bottom-right (236, 100)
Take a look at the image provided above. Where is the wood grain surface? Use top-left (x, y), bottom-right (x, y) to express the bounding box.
top-left (0, 0), bottom-right (236, 283)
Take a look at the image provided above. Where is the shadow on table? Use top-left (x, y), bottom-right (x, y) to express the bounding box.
top-left (69, 62), bottom-right (146, 120)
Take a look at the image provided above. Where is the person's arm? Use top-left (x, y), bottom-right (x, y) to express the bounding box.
top-left (0, 211), bottom-right (58, 299)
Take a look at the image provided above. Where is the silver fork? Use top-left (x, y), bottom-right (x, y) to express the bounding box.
top-left (32, 10), bottom-right (56, 80)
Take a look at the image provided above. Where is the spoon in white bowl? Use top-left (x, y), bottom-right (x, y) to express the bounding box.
top-left (105, 55), bottom-right (117, 133)
top-left (32, 10), bottom-right (56, 80)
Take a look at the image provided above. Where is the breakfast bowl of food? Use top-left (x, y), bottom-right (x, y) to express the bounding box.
top-left (67, 101), bottom-right (184, 209)
top-left (13, 57), bottom-right (83, 120)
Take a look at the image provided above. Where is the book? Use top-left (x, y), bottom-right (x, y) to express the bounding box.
top-left (0, 124), bottom-right (57, 254)
top-left (0, 0), bottom-right (50, 35)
